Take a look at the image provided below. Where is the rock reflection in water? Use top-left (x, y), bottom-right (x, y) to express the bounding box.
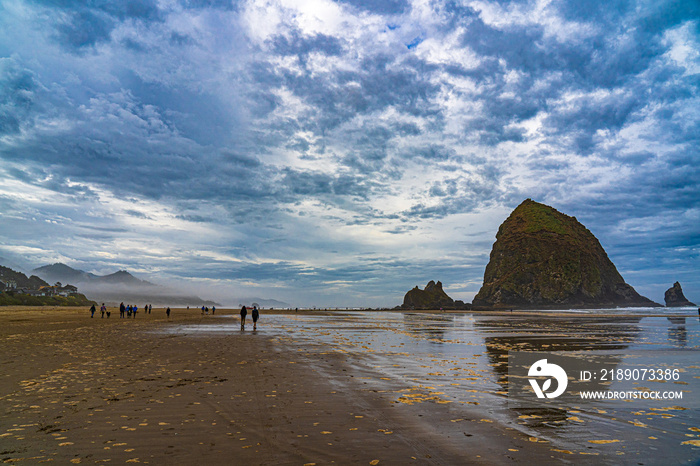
top-left (478, 317), bottom-right (641, 387)
top-left (667, 317), bottom-right (687, 347)
top-left (401, 312), bottom-right (456, 342)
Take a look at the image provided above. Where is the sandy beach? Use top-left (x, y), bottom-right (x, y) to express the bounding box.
top-left (0, 306), bottom-right (579, 465)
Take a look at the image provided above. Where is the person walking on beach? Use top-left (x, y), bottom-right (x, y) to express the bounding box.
top-left (240, 305), bottom-right (247, 330)
top-left (252, 306), bottom-right (259, 331)
top-left (212, 306), bottom-right (215, 315)
top-left (120, 302), bottom-right (125, 318)
top-left (166, 307), bottom-right (171, 319)
top-left (90, 303), bottom-right (96, 318)
top-left (133, 305), bottom-right (138, 318)
top-left (100, 303), bottom-right (106, 318)
top-left (148, 304), bottom-right (152, 314)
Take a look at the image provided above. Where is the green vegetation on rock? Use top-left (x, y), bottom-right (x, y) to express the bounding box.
top-left (0, 291), bottom-right (96, 307)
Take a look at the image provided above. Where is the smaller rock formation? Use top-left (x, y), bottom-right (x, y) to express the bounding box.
top-left (402, 281), bottom-right (462, 309)
top-left (664, 282), bottom-right (696, 307)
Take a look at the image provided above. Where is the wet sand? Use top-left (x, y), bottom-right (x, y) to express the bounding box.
top-left (1, 307), bottom-right (570, 465)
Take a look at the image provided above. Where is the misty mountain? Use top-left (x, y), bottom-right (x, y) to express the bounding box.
top-left (0, 256), bottom-right (29, 275)
top-left (32, 263), bottom-right (155, 287)
top-left (33, 263), bottom-right (95, 285)
top-left (0, 265), bottom-right (49, 290)
top-left (27, 263), bottom-right (290, 309)
top-left (31, 263), bottom-right (215, 307)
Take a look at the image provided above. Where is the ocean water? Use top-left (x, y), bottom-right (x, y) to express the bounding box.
top-left (164, 309), bottom-right (700, 463)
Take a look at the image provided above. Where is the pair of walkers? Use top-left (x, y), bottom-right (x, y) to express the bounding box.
top-left (240, 305), bottom-right (259, 330)
top-left (90, 303), bottom-right (110, 318)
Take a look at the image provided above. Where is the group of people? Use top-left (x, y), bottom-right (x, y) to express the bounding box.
top-left (239, 305), bottom-right (259, 330)
top-left (90, 304), bottom-right (259, 328)
top-left (117, 302), bottom-right (153, 318)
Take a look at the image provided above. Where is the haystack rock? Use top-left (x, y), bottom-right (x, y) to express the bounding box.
top-left (664, 282), bottom-right (696, 307)
top-left (472, 199), bottom-right (660, 309)
top-left (403, 280), bottom-right (456, 309)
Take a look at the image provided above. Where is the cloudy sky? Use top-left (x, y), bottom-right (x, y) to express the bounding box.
top-left (0, 0), bottom-right (698, 307)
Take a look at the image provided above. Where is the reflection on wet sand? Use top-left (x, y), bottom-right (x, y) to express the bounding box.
top-left (401, 312), bottom-right (455, 342)
top-left (479, 316), bottom-right (642, 381)
top-left (668, 317), bottom-right (687, 347)
top-left (161, 311), bottom-right (700, 463)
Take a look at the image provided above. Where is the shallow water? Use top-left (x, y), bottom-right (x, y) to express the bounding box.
top-left (163, 310), bottom-right (700, 463)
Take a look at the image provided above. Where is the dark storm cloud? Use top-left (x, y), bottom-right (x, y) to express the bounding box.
top-left (336, 0), bottom-right (410, 15)
top-left (271, 32), bottom-right (344, 58)
top-left (456, 3), bottom-right (690, 90)
top-left (179, 0), bottom-right (240, 10)
top-left (0, 59), bottom-right (37, 136)
top-left (280, 169), bottom-right (372, 200)
top-left (401, 144), bottom-right (454, 161)
top-left (252, 50), bottom-right (441, 138)
top-left (31, 0), bottom-right (163, 50)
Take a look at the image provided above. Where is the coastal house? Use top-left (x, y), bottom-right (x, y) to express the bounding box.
top-left (38, 285), bottom-right (55, 296)
top-left (35, 284), bottom-right (80, 297)
top-left (1, 279), bottom-right (17, 290)
top-left (57, 284), bottom-right (78, 297)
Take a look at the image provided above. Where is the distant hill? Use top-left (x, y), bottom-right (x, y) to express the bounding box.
top-left (473, 199), bottom-right (660, 309)
top-left (0, 265), bottom-right (48, 290)
top-left (32, 263), bottom-right (155, 287)
top-left (31, 263), bottom-right (217, 307)
top-left (28, 263), bottom-right (290, 308)
top-left (0, 265), bottom-right (93, 306)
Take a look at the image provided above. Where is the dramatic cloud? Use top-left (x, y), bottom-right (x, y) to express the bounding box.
top-left (0, 0), bottom-right (697, 306)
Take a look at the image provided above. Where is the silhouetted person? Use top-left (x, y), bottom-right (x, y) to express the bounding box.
top-left (240, 306), bottom-right (247, 330)
top-left (120, 302), bottom-right (125, 318)
top-left (90, 304), bottom-right (96, 318)
top-left (100, 303), bottom-right (106, 318)
top-left (166, 307), bottom-right (171, 319)
top-left (212, 306), bottom-right (216, 315)
top-left (149, 304), bottom-right (152, 314)
top-left (252, 306), bottom-right (259, 330)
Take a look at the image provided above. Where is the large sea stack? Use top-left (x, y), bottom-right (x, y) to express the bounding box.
top-left (664, 282), bottom-right (696, 307)
top-left (473, 199), bottom-right (660, 309)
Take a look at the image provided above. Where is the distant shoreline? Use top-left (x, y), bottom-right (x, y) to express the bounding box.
top-left (1, 305), bottom-right (695, 319)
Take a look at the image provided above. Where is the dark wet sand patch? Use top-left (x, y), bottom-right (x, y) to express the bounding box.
top-left (0, 307), bottom-right (575, 464)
